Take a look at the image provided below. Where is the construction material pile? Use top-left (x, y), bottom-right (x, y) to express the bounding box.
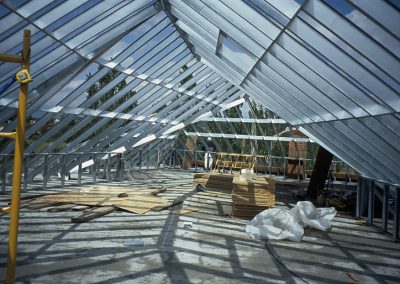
top-left (20, 185), bottom-right (171, 222)
top-left (231, 176), bottom-right (275, 219)
top-left (193, 173), bottom-right (276, 219)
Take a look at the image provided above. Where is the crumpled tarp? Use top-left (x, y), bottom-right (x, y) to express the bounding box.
top-left (246, 201), bottom-right (337, 242)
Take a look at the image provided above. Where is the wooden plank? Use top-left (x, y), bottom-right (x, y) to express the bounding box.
top-left (233, 205), bottom-right (269, 210)
top-left (194, 173), bottom-right (235, 181)
top-left (31, 186), bottom-right (171, 215)
top-left (171, 207), bottom-right (199, 215)
top-left (47, 204), bottom-right (77, 213)
top-left (71, 206), bottom-right (116, 223)
top-left (152, 188), bottom-right (199, 212)
top-left (1, 206), bottom-right (10, 214)
top-left (113, 197), bottom-right (171, 214)
top-left (150, 186), bottom-right (166, 196)
top-left (71, 205), bottom-right (90, 211)
top-left (232, 198), bottom-right (275, 206)
top-left (36, 190), bottom-right (171, 208)
top-left (25, 201), bottom-right (59, 210)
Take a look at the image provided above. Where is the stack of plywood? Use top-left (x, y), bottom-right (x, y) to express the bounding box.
top-left (193, 173), bottom-right (276, 219)
top-left (193, 173), bottom-right (234, 191)
top-left (231, 176), bottom-right (275, 219)
top-left (34, 185), bottom-right (171, 215)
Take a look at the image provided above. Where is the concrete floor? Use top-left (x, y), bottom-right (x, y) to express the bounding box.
top-left (1, 169), bottom-right (400, 283)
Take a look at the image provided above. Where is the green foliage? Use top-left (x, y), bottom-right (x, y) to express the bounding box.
top-left (68, 67), bottom-right (137, 142)
top-left (87, 67), bottom-right (136, 112)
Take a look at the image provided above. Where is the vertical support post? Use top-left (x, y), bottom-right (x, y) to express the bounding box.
top-left (106, 153), bottom-right (111, 182)
top-left (43, 154), bottom-right (48, 189)
top-left (78, 154), bottom-right (82, 185)
top-left (283, 158), bottom-right (286, 179)
top-left (60, 154), bottom-right (66, 188)
top-left (102, 158), bottom-right (106, 179)
top-left (174, 149), bottom-right (177, 169)
top-left (156, 148), bottom-right (160, 169)
top-left (119, 154), bottom-right (124, 181)
top-left (360, 178), bottom-right (367, 216)
top-left (205, 151), bottom-right (210, 172)
top-left (139, 149), bottom-right (142, 170)
top-left (269, 156), bottom-right (272, 177)
top-left (116, 154), bottom-right (121, 181)
top-left (194, 151), bottom-right (198, 171)
top-left (1, 155), bottom-right (8, 192)
top-left (147, 149), bottom-right (150, 170)
top-left (22, 154), bottom-right (29, 192)
top-left (382, 184), bottom-right (389, 233)
top-left (394, 187), bottom-right (400, 241)
top-left (255, 156), bottom-right (258, 175)
top-left (367, 180), bottom-right (375, 225)
top-left (92, 154), bottom-right (97, 184)
top-left (7, 29), bottom-right (31, 284)
top-left (297, 158), bottom-right (301, 181)
top-left (356, 177), bottom-right (362, 218)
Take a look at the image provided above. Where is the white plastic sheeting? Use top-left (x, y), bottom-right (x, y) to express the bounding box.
top-left (246, 201), bottom-right (337, 242)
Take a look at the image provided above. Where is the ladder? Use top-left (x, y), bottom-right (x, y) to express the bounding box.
top-left (0, 30), bottom-right (31, 284)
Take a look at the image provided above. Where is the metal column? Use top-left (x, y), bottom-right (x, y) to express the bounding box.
top-left (382, 185), bottom-right (389, 233)
top-left (367, 180), bottom-right (375, 225)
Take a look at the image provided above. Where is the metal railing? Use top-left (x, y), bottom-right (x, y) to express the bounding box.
top-left (356, 176), bottom-right (400, 241)
top-left (0, 148), bottom-right (357, 192)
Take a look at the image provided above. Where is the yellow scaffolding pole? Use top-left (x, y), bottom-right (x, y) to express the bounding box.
top-left (0, 30), bottom-right (31, 284)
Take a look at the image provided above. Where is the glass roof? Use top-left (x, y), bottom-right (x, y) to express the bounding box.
top-left (0, 0), bottom-right (399, 185)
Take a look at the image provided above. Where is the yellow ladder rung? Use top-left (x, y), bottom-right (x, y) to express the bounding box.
top-left (0, 132), bottom-right (16, 139)
top-left (1, 207), bottom-right (11, 214)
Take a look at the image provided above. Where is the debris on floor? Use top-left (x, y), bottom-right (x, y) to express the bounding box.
top-left (71, 206), bottom-right (116, 223)
top-left (354, 218), bottom-right (367, 225)
top-left (18, 185), bottom-right (171, 221)
top-left (347, 272), bottom-right (359, 283)
top-left (246, 201), bottom-right (336, 242)
top-left (171, 207), bottom-right (199, 215)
